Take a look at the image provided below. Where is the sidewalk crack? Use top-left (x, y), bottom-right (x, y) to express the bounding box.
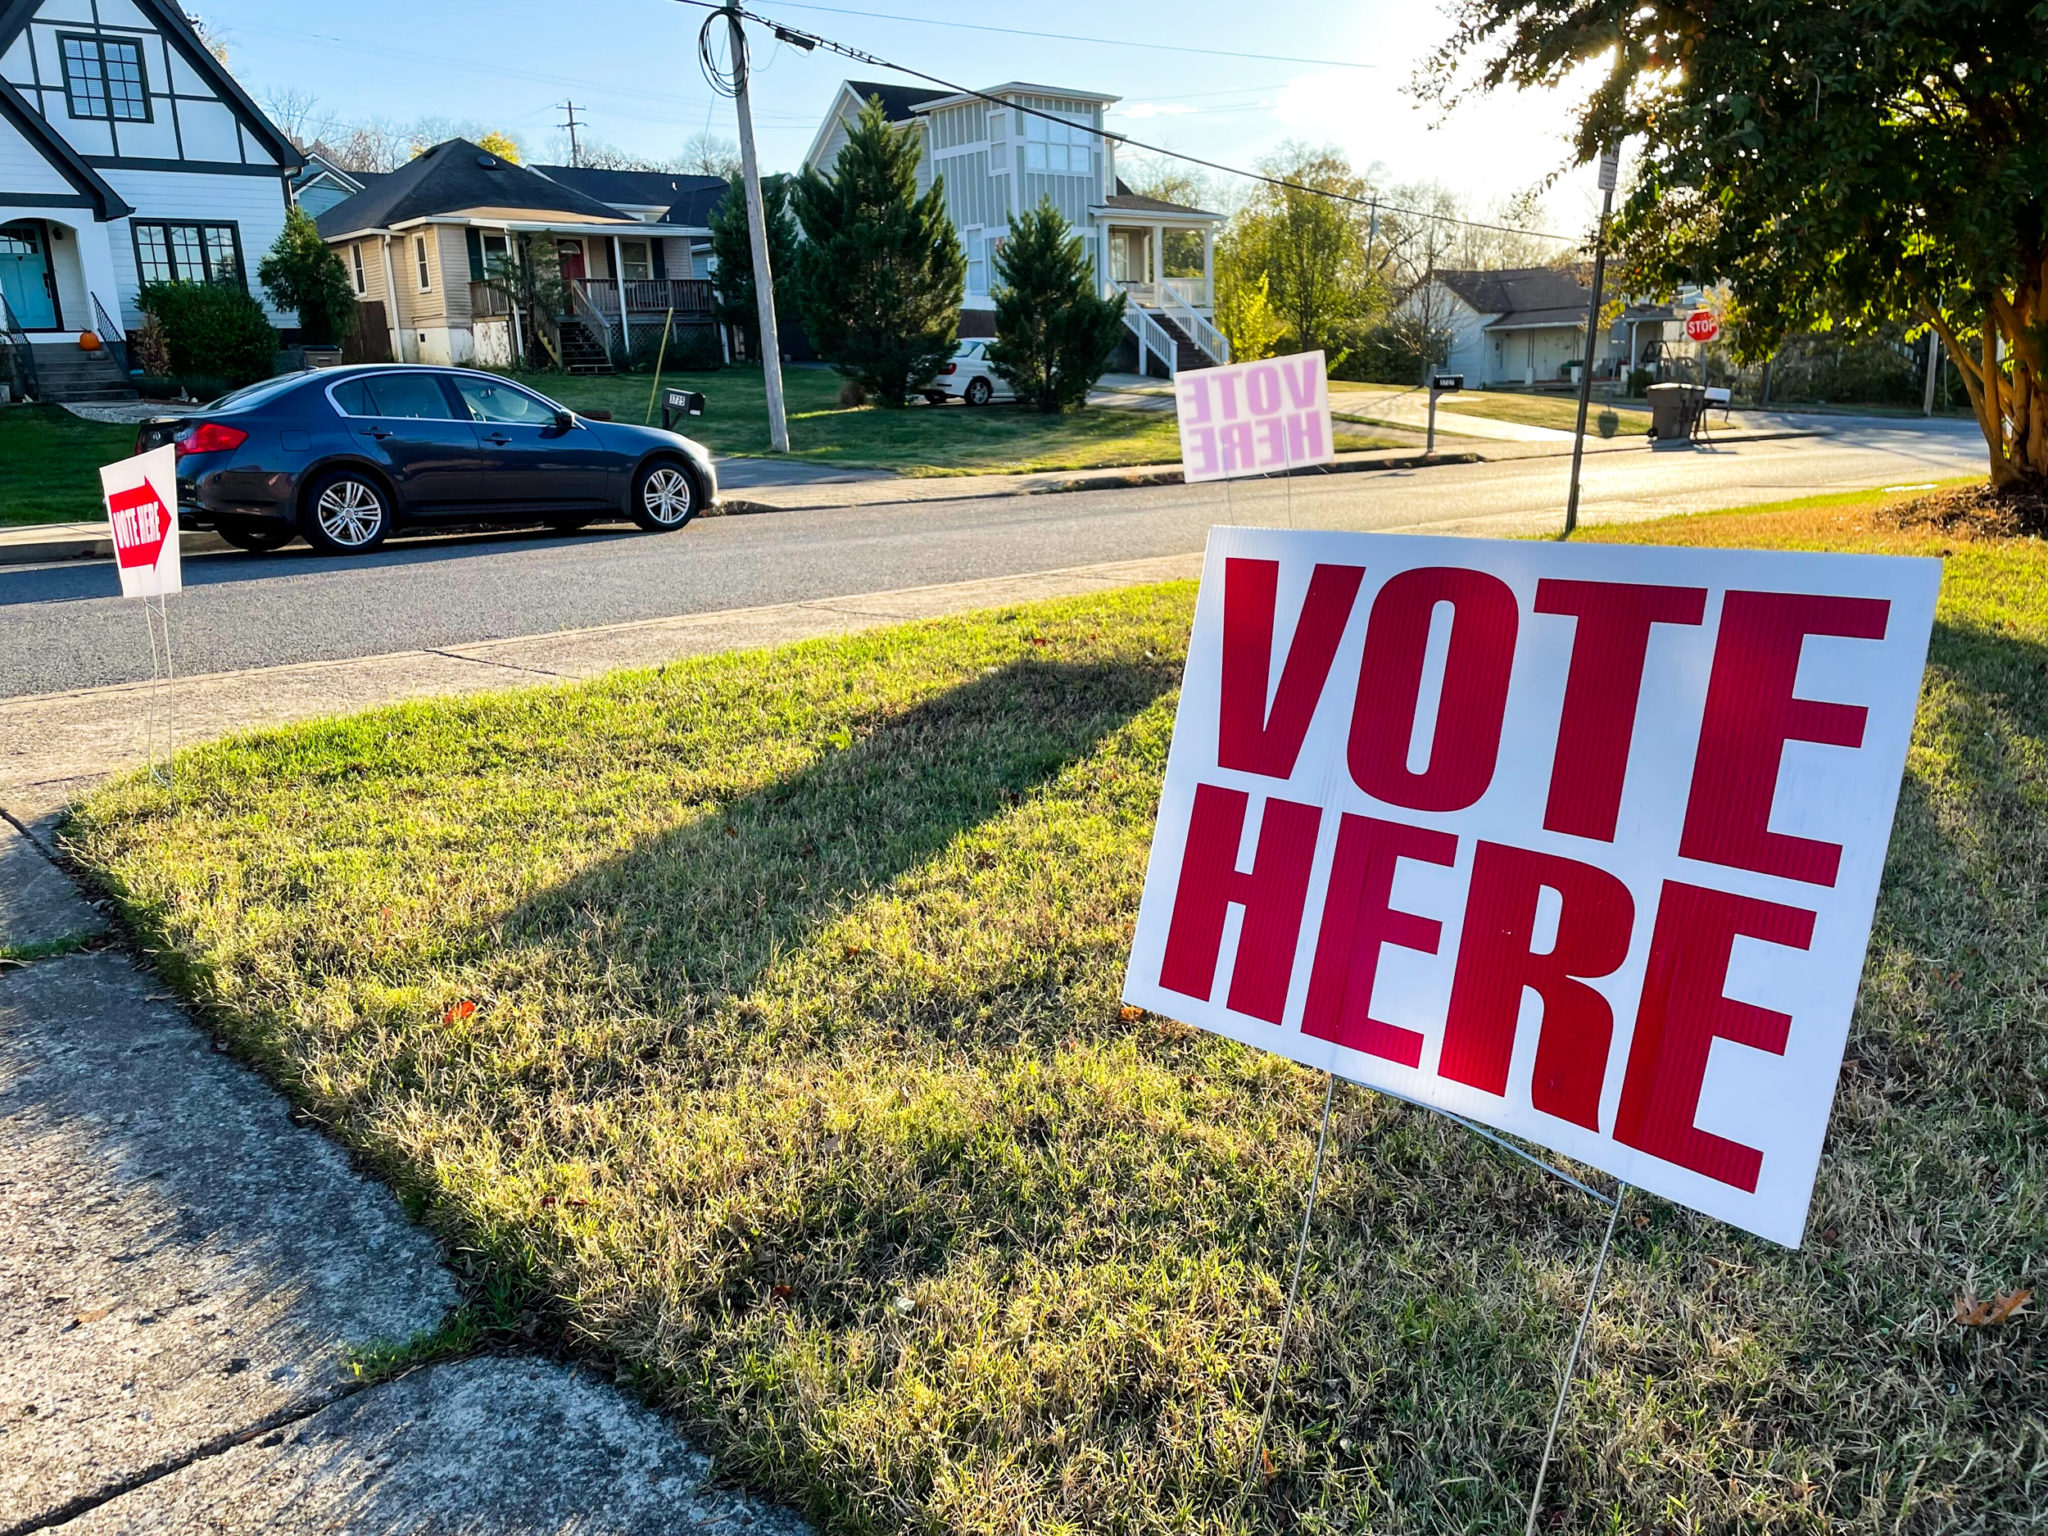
top-left (427, 649), bottom-right (567, 679)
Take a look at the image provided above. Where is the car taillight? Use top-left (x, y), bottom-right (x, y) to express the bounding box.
top-left (941, 363), bottom-right (957, 375)
top-left (176, 422), bottom-right (248, 458)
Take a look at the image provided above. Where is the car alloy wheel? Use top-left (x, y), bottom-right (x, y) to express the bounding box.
top-left (316, 479), bottom-right (387, 547)
top-left (964, 378), bottom-right (993, 407)
top-left (634, 463), bottom-right (696, 531)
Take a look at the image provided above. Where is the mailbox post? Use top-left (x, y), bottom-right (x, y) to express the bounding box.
top-left (1426, 372), bottom-right (1462, 454)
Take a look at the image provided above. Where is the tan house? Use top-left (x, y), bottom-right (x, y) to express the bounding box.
top-left (316, 138), bottom-right (716, 370)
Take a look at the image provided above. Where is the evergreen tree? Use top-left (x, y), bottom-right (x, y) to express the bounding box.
top-left (258, 204), bottom-right (357, 347)
top-left (790, 98), bottom-right (964, 406)
top-left (708, 172), bottom-right (799, 361)
top-left (986, 201), bottom-right (1127, 413)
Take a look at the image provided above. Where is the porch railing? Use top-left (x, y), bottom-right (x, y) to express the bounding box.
top-left (91, 293), bottom-right (129, 375)
top-left (1155, 281), bottom-right (1229, 366)
top-left (1122, 303), bottom-right (1180, 379)
top-left (577, 278), bottom-right (715, 322)
top-left (0, 292), bottom-right (36, 401)
top-left (1118, 277), bottom-right (1213, 309)
top-left (469, 281), bottom-right (512, 318)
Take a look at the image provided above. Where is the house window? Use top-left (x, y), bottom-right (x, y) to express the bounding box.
top-left (350, 245), bottom-right (366, 295)
top-left (60, 35), bottom-right (150, 122)
top-left (620, 241), bottom-right (653, 282)
top-left (413, 234), bottom-right (431, 292)
top-left (1023, 110), bottom-right (1091, 175)
top-left (133, 221), bottom-right (243, 288)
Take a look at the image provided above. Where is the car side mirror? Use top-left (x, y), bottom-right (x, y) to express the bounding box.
top-left (553, 409), bottom-right (575, 430)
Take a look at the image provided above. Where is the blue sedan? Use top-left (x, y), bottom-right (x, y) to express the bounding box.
top-left (136, 365), bottom-right (717, 555)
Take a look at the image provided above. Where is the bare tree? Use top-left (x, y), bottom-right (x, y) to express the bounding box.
top-left (681, 131), bottom-right (741, 180)
top-left (1115, 155), bottom-right (1223, 212)
top-left (325, 119), bottom-right (411, 174)
top-left (261, 87), bottom-right (330, 152)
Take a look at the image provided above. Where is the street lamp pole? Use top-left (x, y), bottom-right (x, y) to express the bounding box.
top-left (1564, 142), bottom-right (1620, 538)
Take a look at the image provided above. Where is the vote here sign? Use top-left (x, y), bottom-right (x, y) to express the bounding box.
top-left (1123, 528), bottom-right (1940, 1246)
top-left (1176, 352), bottom-right (1335, 484)
top-left (99, 445), bottom-right (181, 599)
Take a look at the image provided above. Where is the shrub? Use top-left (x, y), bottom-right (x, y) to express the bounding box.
top-left (987, 200), bottom-right (1127, 413)
top-left (138, 280), bottom-right (277, 389)
top-left (258, 205), bottom-right (356, 347)
top-left (1626, 366), bottom-right (1656, 395)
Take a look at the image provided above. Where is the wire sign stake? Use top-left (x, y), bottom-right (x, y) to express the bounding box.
top-left (100, 445), bottom-right (184, 790)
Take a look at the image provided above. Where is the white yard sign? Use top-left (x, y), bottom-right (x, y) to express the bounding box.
top-left (99, 446), bottom-right (181, 599)
top-left (1123, 528), bottom-right (1940, 1247)
top-left (1175, 352), bottom-right (1335, 483)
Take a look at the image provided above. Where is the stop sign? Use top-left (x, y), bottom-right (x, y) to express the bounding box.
top-left (1684, 308), bottom-right (1720, 343)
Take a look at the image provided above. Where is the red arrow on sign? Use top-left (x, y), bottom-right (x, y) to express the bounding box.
top-left (1685, 308), bottom-right (1720, 343)
top-left (107, 480), bottom-right (172, 571)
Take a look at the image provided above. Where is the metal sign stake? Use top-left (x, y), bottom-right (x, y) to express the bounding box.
top-left (1523, 1182), bottom-right (1627, 1535)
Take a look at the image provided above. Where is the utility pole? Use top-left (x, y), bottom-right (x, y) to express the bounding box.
top-left (558, 102), bottom-right (585, 168)
top-left (725, 2), bottom-right (789, 452)
top-left (1564, 141), bottom-right (1620, 538)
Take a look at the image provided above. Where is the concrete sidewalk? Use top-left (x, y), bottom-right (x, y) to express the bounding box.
top-left (0, 818), bottom-right (813, 1536)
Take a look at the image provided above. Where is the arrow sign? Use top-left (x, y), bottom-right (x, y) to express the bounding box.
top-left (99, 445), bottom-right (181, 598)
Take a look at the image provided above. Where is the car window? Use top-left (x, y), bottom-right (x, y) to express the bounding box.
top-left (329, 373), bottom-right (457, 420)
top-left (210, 374), bottom-right (310, 411)
top-left (451, 376), bottom-right (560, 426)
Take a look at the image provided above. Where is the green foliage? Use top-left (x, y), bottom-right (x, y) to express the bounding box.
top-left (986, 201), bottom-right (1126, 413)
top-left (1223, 145), bottom-right (1381, 356)
top-left (258, 205), bottom-right (357, 347)
top-left (1213, 253), bottom-right (1283, 362)
top-left (1425, 0), bottom-right (2048, 484)
top-left (708, 172), bottom-right (800, 360)
top-left (137, 279), bottom-right (278, 389)
top-left (790, 98), bottom-right (965, 406)
top-left (1337, 311), bottom-right (1453, 385)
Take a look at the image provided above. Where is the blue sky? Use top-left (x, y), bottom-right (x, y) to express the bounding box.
top-left (199, 0), bottom-right (1603, 227)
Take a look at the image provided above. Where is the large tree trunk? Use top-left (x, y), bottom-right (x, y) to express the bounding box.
top-left (1930, 251), bottom-right (2048, 491)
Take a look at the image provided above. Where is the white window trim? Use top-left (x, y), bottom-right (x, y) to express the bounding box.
top-left (413, 234), bottom-right (431, 293)
top-left (350, 245), bottom-right (366, 295)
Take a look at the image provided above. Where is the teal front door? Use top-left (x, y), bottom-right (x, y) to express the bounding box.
top-left (0, 222), bottom-right (58, 330)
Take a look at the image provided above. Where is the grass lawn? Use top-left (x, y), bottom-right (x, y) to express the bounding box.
top-left (65, 487), bottom-right (2044, 1532)
top-left (0, 403), bottom-right (141, 525)
top-left (1440, 391), bottom-right (1653, 434)
top-left (520, 364), bottom-right (1401, 475)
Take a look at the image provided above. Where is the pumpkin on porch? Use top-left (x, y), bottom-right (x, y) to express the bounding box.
top-left (78, 330), bottom-right (101, 351)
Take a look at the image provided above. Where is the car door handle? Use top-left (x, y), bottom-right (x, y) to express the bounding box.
top-left (483, 432), bottom-right (513, 445)
top-left (365, 426), bottom-right (395, 439)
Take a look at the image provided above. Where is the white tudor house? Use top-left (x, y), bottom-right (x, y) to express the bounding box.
top-left (805, 80), bottom-right (1228, 375)
top-left (1411, 266), bottom-right (1616, 389)
top-left (0, 0), bottom-right (300, 400)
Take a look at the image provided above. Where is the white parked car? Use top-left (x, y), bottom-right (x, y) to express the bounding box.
top-left (924, 340), bottom-right (1014, 406)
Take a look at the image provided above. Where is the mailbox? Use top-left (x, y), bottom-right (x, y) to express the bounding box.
top-left (661, 388), bottom-right (707, 432)
top-left (1430, 373), bottom-right (1464, 394)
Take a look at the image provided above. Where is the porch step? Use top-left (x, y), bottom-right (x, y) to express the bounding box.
top-left (557, 319), bottom-right (614, 375)
top-left (1152, 314), bottom-right (1219, 374)
top-left (26, 347), bottom-right (137, 402)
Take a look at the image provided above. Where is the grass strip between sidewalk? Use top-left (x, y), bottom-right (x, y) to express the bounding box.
top-left (64, 490), bottom-right (2045, 1533)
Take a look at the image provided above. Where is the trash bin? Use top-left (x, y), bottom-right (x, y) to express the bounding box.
top-left (1647, 382), bottom-right (1706, 442)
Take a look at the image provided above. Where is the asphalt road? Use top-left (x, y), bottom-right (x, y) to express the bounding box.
top-left (2, 417), bottom-right (1983, 699)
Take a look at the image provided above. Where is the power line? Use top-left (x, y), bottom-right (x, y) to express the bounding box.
top-left (671, 0), bottom-right (1578, 247)
top-left (750, 1), bottom-right (1380, 71)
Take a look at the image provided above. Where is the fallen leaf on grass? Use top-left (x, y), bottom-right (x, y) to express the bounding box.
top-left (1118, 1005), bottom-right (1145, 1022)
top-left (442, 1000), bottom-right (477, 1025)
top-left (1260, 1444), bottom-right (1277, 1486)
top-left (1954, 1289), bottom-right (2032, 1328)
top-left (73, 1305), bottom-right (113, 1325)
top-left (771, 1285), bottom-right (793, 1302)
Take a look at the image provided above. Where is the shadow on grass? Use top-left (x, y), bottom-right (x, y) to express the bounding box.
top-left (496, 652), bottom-right (1180, 1011)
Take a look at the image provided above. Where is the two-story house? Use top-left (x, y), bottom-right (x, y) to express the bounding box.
top-left (0, 0), bottom-right (300, 400)
top-left (804, 80), bottom-right (1228, 375)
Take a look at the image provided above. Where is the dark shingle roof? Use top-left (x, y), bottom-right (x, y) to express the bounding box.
top-left (314, 139), bottom-right (629, 237)
top-left (843, 79), bottom-right (941, 122)
top-left (1106, 179), bottom-right (1218, 217)
top-left (531, 165), bottom-right (726, 209)
top-left (1433, 267), bottom-right (1589, 322)
top-left (660, 180), bottom-right (731, 229)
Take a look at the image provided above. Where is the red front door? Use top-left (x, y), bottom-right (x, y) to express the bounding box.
top-left (557, 240), bottom-right (586, 284)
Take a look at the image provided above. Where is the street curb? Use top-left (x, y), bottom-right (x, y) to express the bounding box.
top-left (0, 430), bottom-right (1827, 565)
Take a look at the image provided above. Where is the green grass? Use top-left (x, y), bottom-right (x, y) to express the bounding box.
top-left (520, 365), bottom-right (1400, 475)
top-left (0, 403), bottom-right (141, 525)
top-left (1439, 391), bottom-right (1652, 434)
top-left (64, 491), bottom-right (2046, 1532)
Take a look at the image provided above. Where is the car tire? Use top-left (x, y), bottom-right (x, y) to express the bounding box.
top-left (964, 377), bottom-right (994, 407)
top-left (629, 459), bottom-right (698, 532)
top-left (923, 391), bottom-right (948, 406)
top-left (214, 517), bottom-right (297, 553)
top-left (300, 470), bottom-right (393, 555)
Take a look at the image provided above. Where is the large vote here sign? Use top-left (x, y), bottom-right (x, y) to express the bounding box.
top-left (1123, 529), bottom-right (1940, 1246)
